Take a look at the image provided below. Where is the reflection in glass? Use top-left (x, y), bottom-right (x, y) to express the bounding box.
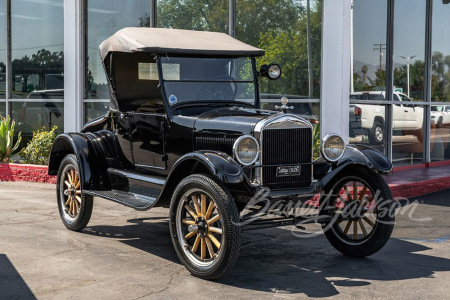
top-left (431, 1), bottom-right (450, 102)
top-left (0, 102), bottom-right (5, 117)
top-left (0, 0), bottom-right (5, 99)
top-left (10, 101), bottom-right (64, 141)
top-left (393, 0), bottom-right (426, 101)
top-left (352, 0), bottom-right (387, 93)
top-left (84, 102), bottom-right (110, 123)
top-left (349, 103), bottom-right (387, 155)
top-left (430, 105), bottom-right (450, 161)
top-left (86, 0), bottom-right (150, 99)
top-left (11, 0), bottom-right (64, 98)
top-left (392, 104), bottom-right (424, 166)
top-left (237, 0), bottom-right (322, 99)
top-left (157, 0), bottom-right (228, 33)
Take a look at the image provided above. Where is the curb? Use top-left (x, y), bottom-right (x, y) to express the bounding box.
top-left (390, 177), bottom-right (450, 199)
top-left (0, 163), bottom-right (57, 184)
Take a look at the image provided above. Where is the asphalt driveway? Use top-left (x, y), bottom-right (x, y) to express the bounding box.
top-left (1, 181), bottom-right (449, 299)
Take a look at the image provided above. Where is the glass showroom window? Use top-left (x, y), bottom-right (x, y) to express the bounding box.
top-left (0, 0), bottom-right (5, 112)
top-left (430, 0), bottom-right (450, 161)
top-left (85, 0), bottom-right (151, 122)
top-left (350, 0), bottom-right (388, 153)
top-left (10, 0), bottom-right (64, 140)
top-left (157, 0), bottom-right (228, 33)
top-left (236, 0), bottom-right (322, 123)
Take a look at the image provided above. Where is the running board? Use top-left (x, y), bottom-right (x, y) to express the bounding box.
top-left (85, 188), bottom-right (159, 211)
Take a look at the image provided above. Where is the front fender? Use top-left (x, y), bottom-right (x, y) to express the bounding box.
top-left (318, 144), bottom-right (392, 191)
top-left (171, 150), bottom-right (244, 184)
top-left (48, 133), bottom-right (106, 190)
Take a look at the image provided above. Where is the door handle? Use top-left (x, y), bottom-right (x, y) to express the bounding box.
top-left (404, 110), bottom-right (408, 112)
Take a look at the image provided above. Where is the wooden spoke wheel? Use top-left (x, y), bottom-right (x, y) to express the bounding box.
top-left (170, 174), bottom-right (240, 280)
top-left (177, 191), bottom-right (223, 262)
top-left (57, 154), bottom-right (93, 231)
top-left (63, 169), bottom-right (82, 218)
top-left (321, 167), bottom-right (395, 257)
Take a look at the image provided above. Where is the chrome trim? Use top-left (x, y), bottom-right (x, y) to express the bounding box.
top-left (253, 113), bottom-right (314, 187)
top-left (110, 168), bottom-right (166, 186)
top-left (320, 133), bottom-right (346, 162)
top-left (232, 135), bottom-right (260, 166)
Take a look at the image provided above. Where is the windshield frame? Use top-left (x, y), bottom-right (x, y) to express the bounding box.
top-left (157, 55), bottom-right (260, 112)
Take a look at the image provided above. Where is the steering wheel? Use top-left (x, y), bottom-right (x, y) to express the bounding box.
top-left (196, 75), bottom-right (238, 101)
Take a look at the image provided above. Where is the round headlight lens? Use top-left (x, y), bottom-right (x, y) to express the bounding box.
top-left (268, 64), bottom-right (281, 80)
top-left (321, 134), bottom-right (345, 162)
top-left (233, 135), bottom-right (259, 165)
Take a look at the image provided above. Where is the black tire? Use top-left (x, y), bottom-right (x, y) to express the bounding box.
top-left (56, 154), bottom-right (93, 231)
top-left (368, 121), bottom-right (384, 145)
top-left (321, 166), bottom-right (395, 257)
top-left (169, 174), bottom-right (240, 280)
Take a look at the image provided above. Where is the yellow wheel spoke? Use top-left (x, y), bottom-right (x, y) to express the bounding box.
top-left (64, 181), bottom-right (71, 188)
top-left (205, 237), bottom-right (214, 258)
top-left (200, 238), bottom-right (206, 259)
top-left (353, 181), bottom-right (358, 200)
top-left (76, 190), bottom-right (82, 195)
top-left (75, 196), bottom-right (82, 204)
top-left (192, 236), bottom-right (201, 253)
top-left (358, 219), bottom-right (368, 236)
top-left (67, 172), bottom-right (72, 184)
top-left (183, 219), bottom-right (196, 225)
top-left (205, 202), bottom-right (215, 219)
top-left (343, 221), bottom-right (352, 235)
top-left (73, 199), bottom-right (79, 215)
top-left (192, 196), bottom-right (201, 216)
top-left (185, 232), bottom-right (196, 240)
top-left (353, 221), bottom-right (358, 239)
top-left (184, 204), bottom-right (197, 219)
top-left (65, 197), bottom-right (71, 206)
top-left (207, 214), bottom-right (220, 225)
top-left (75, 181), bottom-right (81, 189)
top-left (358, 186), bottom-right (368, 202)
top-left (69, 200), bottom-right (73, 215)
top-left (209, 227), bottom-right (222, 235)
top-left (208, 234), bottom-right (221, 249)
top-left (201, 194), bottom-right (207, 216)
top-left (363, 216), bottom-right (375, 227)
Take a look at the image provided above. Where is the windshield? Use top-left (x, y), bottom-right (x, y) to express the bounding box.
top-left (159, 56), bottom-right (256, 106)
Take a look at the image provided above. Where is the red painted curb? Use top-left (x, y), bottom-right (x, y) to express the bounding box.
top-left (390, 176), bottom-right (450, 199)
top-left (0, 163), bottom-right (57, 184)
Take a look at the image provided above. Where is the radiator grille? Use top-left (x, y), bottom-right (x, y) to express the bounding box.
top-left (262, 127), bottom-right (312, 190)
top-left (195, 135), bottom-right (236, 155)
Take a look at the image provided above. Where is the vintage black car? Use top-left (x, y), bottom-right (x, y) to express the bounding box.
top-left (49, 28), bottom-right (395, 280)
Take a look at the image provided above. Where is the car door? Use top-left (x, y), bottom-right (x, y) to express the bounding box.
top-left (392, 93), bottom-right (406, 129)
top-left (445, 106), bottom-right (450, 124)
top-left (130, 111), bottom-right (167, 170)
top-left (399, 94), bottom-right (420, 129)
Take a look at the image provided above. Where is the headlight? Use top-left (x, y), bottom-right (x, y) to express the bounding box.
top-left (321, 134), bottom-right (345, 162)
top-left (233, 135), bottom-right (259, 165)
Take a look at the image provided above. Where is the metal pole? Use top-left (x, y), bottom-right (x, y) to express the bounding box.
top-left (350, 0), bottom-right (354, 93)
top-left (6, 0), bottom-right (11, 116)
top-left (407, 60), bottom-right (410, 97)
top-left (229, 0), bottom-right (236, 37)
top-left (150, 0), bottom-right (156, 28)
top-left (306, 0), bottom-right (314, 98)
top-left (385, 0), bottom-right (395, 162)
top-left (423, 0), bottom-right (433, 164)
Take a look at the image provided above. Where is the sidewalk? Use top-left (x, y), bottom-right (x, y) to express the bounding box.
top-left (385, 164), bottom-right (450, 199)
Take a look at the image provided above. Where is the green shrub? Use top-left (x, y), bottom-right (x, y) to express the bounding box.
top-left (312, 123), bottom-right (321, 160)
top-left (0, 116), bottom-right (22, 162)
top-left (20, 126), bottom-right (58, 165)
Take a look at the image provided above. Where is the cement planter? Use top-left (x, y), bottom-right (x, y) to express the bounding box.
top-left (0, 163), bottom-right (56, 184)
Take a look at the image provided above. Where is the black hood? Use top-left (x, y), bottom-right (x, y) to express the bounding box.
top-left (194, 107), bottom-right (278, 135)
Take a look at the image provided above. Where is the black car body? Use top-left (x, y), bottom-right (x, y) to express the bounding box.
top-left (48, 28), bottom-right (395, 280)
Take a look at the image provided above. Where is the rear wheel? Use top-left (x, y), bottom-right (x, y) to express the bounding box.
top-left (321, 167), bottom-right (395, 257)
top-left (169, 174), bottom-right (240, 280)
top-left (57, 154), bottom-right (93, 231)
top-left (368, 121), bottom-right (384, 145)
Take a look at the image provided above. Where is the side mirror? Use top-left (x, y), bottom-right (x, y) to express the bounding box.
top-left (259, 63), bottom-right (282, 80)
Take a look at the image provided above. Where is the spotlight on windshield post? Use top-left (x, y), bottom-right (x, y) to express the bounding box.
top-left (259, 63), bottom-right (282, 80)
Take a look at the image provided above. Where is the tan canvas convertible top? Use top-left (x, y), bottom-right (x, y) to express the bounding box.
top-left (99, 27), bottom-right (265, 61)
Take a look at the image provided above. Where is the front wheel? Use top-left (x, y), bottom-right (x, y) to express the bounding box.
top-left (321, 167), bottom-right (395, 257)
top-left (57, 154), bottom-right (93, 231)
top-left (169, 174), bottom-right (240, 280)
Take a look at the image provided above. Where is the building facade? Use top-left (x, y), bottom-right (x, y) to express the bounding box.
top-left (0, 0), bottom-right (449, 166)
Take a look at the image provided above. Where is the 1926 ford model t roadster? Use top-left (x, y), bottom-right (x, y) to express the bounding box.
top-left (49, 28), bottom-right (395, 280)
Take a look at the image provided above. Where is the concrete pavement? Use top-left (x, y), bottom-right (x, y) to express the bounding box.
top-left (1, 181), bottom-right (449, 299)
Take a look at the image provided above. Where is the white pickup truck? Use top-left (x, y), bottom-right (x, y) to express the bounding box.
top-left (431, 105), bottom-right (450, 128)
top-left (350, 91), bottom-right (424, 144)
